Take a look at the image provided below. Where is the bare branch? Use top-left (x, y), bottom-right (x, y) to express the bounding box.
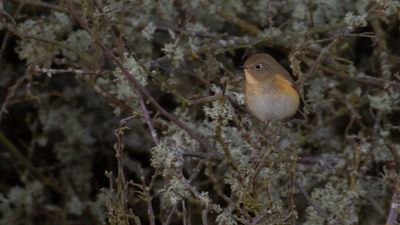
top-left (386, 190), bottom-right (399, 225)
top-left (139, 97), bottom-right (160, 145)
top-left (202, 209), bottom-right (209, 225)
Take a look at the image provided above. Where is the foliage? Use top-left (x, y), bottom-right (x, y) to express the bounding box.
top-left (0, 0), bottom-right (399, 224)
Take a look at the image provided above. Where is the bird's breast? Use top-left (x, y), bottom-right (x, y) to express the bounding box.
top-left (244, 75), bottom-right (300, 121)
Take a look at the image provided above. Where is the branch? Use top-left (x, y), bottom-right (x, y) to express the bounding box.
top-left (183, 150), bottom-right (223, 160)
top-left (66, 4), bottom-right (213, 153)
top-left (321, 64), bottom-right (400, 89)
top-left (300, 35), bottom-right (342, 86)
top-left (33, 66), bottom-right (104, 75)
top-left (300, 56), bottom-right (400, 90)
top-left (386, 183), bottom-right (399, 225)
top-left (12, 0), bottom-right (68, 13)
top-left (217, 10), bottom-right (261, 36)
top-left (139, 97), bottom-right (160, 145)
top-left (202, 209), bottom-right (209, 225)
top-left (371, 18), bottom-right (391, 80)
top-left (187, 94), bottom-right (223, 105)
top-left (163, 204), bottom-right (178, 225)
top-left (141, 177), bottom-right (156, 225)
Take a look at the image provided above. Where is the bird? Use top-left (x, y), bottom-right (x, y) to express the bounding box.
top-left (240, 53), bottom-right (300, 122)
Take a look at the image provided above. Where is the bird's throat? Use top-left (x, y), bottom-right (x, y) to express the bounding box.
top-left (244, 71), bottom-right (259, 85)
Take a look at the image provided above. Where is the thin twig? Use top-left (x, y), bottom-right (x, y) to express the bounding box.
top-left (163, 204), bottom-right (178, 225)
top-left (188, 94), bottom-right (222, 105)
top-left (0, 4), bottom-right (17, 25)
top-left (326, 67), bottom-right (400, 89)
top-left (144, 183), bottom-right (156, 225)
top-left (386, 174), bottom-right (400, 225)
top-left (366, 196), bottom-right (385, 216)
top-left (139, 97), bottom-right (160, 145)
top-left (0, 74), bottom-right (28, 123)
top-left (302, 36), bottom-right (341, 81)
top-left (12, 0), bottom-right (68, 12)
top-left (155, 25), bottom-right (218, 39)
top-left (182, 201), bottom-right (187, 225)
top-left (163, 162), bottom-right (203, 225)
top-left (34, 66), bottom-right (104, 75)
top-left (0, 1), bottom-right (22, 59)
top-left (371, 18), bottom-right (391, 80)
top-left (114, 127), bottom-right (128, 210)
top-left (202, 209), bottom-right (209, 225)
top-left (386, 192), bottom-right (399, 225)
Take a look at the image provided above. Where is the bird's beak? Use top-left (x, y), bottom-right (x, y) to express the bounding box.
top-left (237, 65), bottom-right (245, 70)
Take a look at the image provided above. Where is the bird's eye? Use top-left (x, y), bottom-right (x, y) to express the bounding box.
top-left (254, 63), bottom-right (263, 70)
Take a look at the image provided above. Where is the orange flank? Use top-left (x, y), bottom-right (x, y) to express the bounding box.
top-left (272, 74), bottom-right (298, 97)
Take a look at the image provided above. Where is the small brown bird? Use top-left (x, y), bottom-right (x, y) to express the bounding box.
top-left (240, 53), bottom-right (300, 122)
